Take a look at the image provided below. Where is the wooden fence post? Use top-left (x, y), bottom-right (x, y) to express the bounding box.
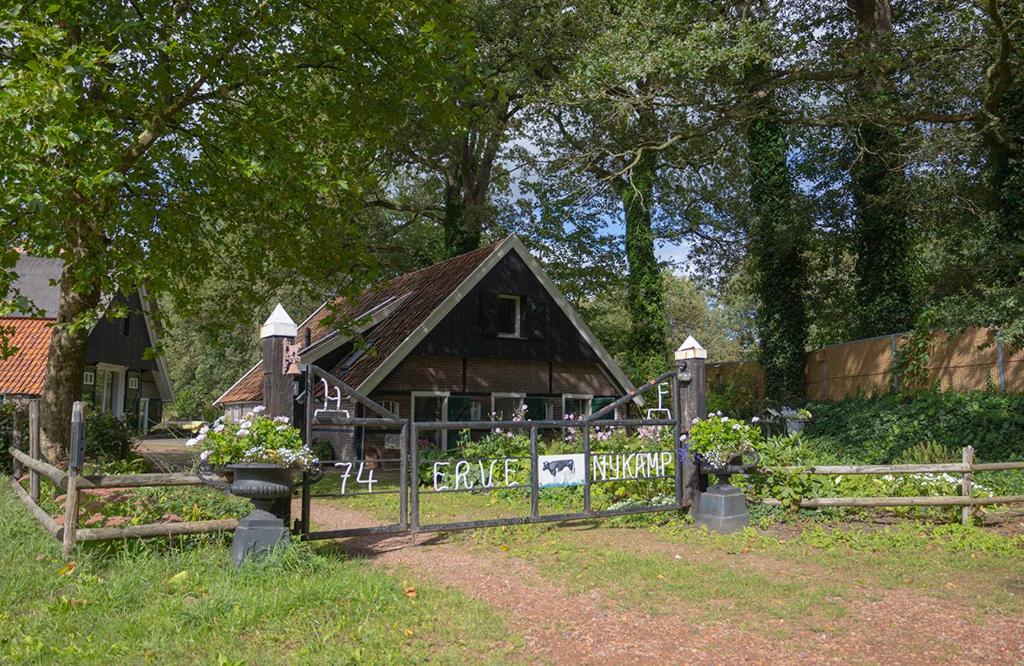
top-left (961, 446), bottom-right (974, 526)
top-left (29, 400), bottom-right (40, 503)
top-left (675, 337), bottom-right (708, 515)
top-left (11, 408), bottom-right (22, 479)
top-left (62, 402), bottom-right (86, 560)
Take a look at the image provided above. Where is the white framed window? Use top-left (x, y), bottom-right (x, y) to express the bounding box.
top-left (412, 391), bottom-right (450, 451)
top-left (379, 400), bottom-right (400, 417)
top-left (562, 394), bottom-right (592, 419)
top-left (491, 392), bottom-right (525, 420)
top-left (496, 294), bottom-right (521, 338)
top-left (83, 371), bottom-right (95, 386)
top-left (128, 377), bottom-right (139, 390)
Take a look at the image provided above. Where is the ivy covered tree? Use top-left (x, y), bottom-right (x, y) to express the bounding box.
top-left (847, 0), bottom-right (916, 337)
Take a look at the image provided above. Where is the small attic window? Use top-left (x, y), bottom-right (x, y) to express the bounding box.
top-left (497, 294), bottom-right (520, 337)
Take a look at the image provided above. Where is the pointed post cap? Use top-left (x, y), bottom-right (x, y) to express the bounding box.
top-left (674, 335), bottom-right (707, 361)
top-left (261, 303), bottom-right (297, 339)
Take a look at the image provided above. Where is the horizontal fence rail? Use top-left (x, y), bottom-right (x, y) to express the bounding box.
top-left (737, 446), bottom-right (1024, 525)
top-left (5, 401), bottom-right (239, 559)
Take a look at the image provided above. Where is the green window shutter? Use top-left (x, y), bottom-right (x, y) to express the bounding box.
top-left (447, 396), bottom-right (472, 421)
top-left (81, 364), bottom-right (97, 405)
top-left (592, 397), bottom-right (617, 420)
top-left (524, 397), bottom-right (545, 421)
top-left (125, 370), bottom-right (141, 418)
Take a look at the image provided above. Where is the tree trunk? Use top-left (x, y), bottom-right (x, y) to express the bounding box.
top-left (848, 0), bottom-right (915, 338)
top-left (442, 159), bottom-right (482, 257)
top-left (442, 119), bottom-right (506, 258)
top-left (982, 2), bottom-right (1024, 285)
top-left (40, 240), bottom-right (101, 462)
top-left (617, 150), bottom-right (667, 381)
top-left (746, 79), bottom-right (808, 404)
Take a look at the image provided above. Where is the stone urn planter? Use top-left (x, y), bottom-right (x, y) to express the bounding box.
top-left (693, 454), bottom-right (756, 534)
top-left (199, 462), bottom-right (297, 566)
top-left (784, 417), bottom-right (808, 434)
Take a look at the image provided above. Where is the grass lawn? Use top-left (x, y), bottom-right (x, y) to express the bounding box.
top-left (0, 484), bottom-right (520, 665)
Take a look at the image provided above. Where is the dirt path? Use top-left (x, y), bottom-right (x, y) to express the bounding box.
top-left (297, 499), bottom-right (1024, 665)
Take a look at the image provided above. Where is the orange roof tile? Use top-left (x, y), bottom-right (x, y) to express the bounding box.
top-left (0, 318), bottom-right (54, 396)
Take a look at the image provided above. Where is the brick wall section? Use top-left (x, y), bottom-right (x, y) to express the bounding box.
top-left (466, 358), bottom-right (548, 393)
top-left (376, 355), bottom-right (463, 392)
top-left (552, 361), bottom-right (618, 395)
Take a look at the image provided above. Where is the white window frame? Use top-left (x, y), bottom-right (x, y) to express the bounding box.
top-left (411, 391), bottom-right (450, 450)
top-left (128, 376), bottom-right (139, 390)
top-left (379, 400), bottom-right (400, 418)
top-left (96, 363), bottom-right (127, 418)
top-left (138, 397), bottom-right (149, 432)
top-left (496, 294), bottom-right (521, 338)
top-left (83, 371), bottom-right (95, 386)
top-left (562, 393), bottom-right (593, 419)
top-left (490, 392), bottom-right (525, 421)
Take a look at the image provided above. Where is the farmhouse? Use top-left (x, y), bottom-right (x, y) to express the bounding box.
top-left (215, 235), bottom-right (636, 461)
top-left (0, 254), bottom-right (173, 430)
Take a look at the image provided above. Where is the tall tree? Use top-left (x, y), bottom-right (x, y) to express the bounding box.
top-left (746, 86), bottom-right (809, 403)
top-left (847, 0), bottom-right (915, 337)
top-left (0, 1), bottom-right (467, 459)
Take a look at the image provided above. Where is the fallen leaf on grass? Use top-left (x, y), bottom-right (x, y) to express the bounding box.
top-left (35, 553), bottom-right (46, 562)
top-left (57, 561), bottom-right (76, 576)
top-left (404, 629), bottom-right (414, 638)
top-left (404, 586), bottom-right (417, 599)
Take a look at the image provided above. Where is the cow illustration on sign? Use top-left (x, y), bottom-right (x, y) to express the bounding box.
top-left (538, 454), bottom-right (585, 487)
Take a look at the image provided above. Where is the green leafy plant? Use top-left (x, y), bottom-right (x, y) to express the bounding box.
top-left (189, 406), bottom-right (316, 469)
top-left (801, 388), bottom-right (1024, 463)
top-left (85, 410), bottom-right (139, 461)
top-left (686, 412), bottom-right (763, 468)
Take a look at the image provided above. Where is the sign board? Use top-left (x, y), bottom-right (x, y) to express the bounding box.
top-left (538, 454), bottom-right (585, 487)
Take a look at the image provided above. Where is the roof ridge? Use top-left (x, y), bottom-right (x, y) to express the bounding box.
top-left (373, 236), bottom-right (506, 285)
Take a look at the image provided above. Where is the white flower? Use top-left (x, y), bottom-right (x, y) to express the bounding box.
top-left (199, 425), bottom-right (209, 435)
top-left (196, 433), bottom-right (206, 442)
top-left (199, 450), bottom-right (211, 461)
top-left (273, 415), bottom-right (290, 424)
top-left (691, 417), bottom-right (700, 425)
top-left (750, 416), bottom-right (760, 423)
top-left (732, 423), bottom-right (741, 431)
top-left (721, 416), bottom-right (729, 423)
top-left (213, 423), bottom-right (225, 433)
top-left (237, 429), bottom-right (250, 438)
top-left (185, 438), bottom-right (198, 448)
top-left (252, 405), bottom-right (266, 414)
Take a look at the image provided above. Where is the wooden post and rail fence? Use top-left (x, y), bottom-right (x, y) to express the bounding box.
top-left (7, 400), bottom-right (237, 559)
top-left (4, 400), bottom-right (1024, 560)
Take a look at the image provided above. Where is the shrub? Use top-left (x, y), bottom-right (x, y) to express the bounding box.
top-left (85, 410), bottom-right (138, 461)
top-left (801, 388), bottom-right (1024, 463)
top-left (0, 402), bottom-right (27, 474)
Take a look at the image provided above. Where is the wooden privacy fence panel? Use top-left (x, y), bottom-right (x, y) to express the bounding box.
top-left (708, 327), bottom-right (1019, 401)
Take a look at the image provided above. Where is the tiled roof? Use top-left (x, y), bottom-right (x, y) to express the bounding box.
top-left (0, 318), bottom-right (54, 396)
top-left (215, 241), bottom-right (504, 405)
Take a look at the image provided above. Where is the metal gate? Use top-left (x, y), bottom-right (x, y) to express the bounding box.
top-left (298, 363), bottom-right (702, 541)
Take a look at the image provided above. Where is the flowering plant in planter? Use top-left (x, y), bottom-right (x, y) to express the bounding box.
top-left (686, 411), bottom-right (763, 469)
top-left (780, 407), bottom-right (812, 421)
top-left (187, 406), bottom-right (318, 470)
